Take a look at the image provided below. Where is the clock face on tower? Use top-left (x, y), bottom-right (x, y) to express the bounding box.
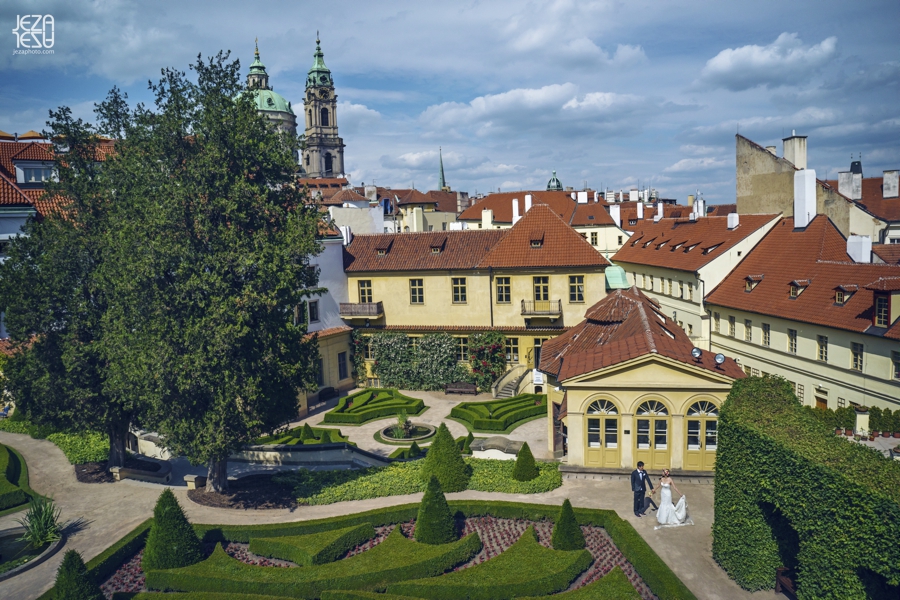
top-left (318, 89), bottom-right (330, 99)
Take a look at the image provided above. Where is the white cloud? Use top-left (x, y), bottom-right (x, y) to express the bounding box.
top-left (679, 145), bottom-right (723, 156)
top-left (336, 102), bottom-right (380, 135)
top-left (698, 33), bottom-right (837, 91)
top-left (663, 157), bottom-right (730, 173)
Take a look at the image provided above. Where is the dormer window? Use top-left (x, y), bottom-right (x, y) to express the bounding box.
top-left (377, 249), bottom-right (386, 256)
top-left (684, 243), bottom-right (699, 253)
top-left (789, 279), bottom-right (809, 298)
top-left (588, 215), bottom-right (594, 220)
top-left (530, 240), bottom-right (543, 248)
top-left (875, 296), bottom-right (889, 327)
top-left (834, 284), bottom-right (857, 305)
top-left (789, 285), bottom-right (799, 298)
top-left (629, 219), bottom-right (638, 226)
top-left (835, 290), bottom-right (845, 304)
top-left (744, 275), bottom-right (763, 292)
top-left (24, 167), bottom-right (53, 183)
top-left (431, 247), bottom-right (441, 254)
top-left (702, 243), bottom-right (722, 255)
top-left (630, 235), bottom-right (643, 247)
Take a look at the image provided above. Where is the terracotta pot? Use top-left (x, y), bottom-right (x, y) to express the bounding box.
top-left (894, 432), bottom-right (900, 439)
top-left (835, 428), bottom-right (842, 435)
top-left (871, 431), bottom-right (880, 437)
top-left (883, 431), bottom-right (893, 438)
top-left (845, 429), bottom-right (854, 436)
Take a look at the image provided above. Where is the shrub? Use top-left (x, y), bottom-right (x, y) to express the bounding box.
top-left (255, 425), bottom-right (352, 446)
top-left (415, 476), bottom-right (457, 545)
top-left (420, 423), bottom-right (470, 492)
top-left (322, 389), bottom-right (425, 425)
top-left (16, 496), bottom-right (62, 546)
top-left (870, 406), bottom-right (883, 431)
top-left (301, 423), bottom-right (316, 442)
top-left (517, 566), bottom-right (638, 599)
top-left (468, 331), bottom-right (507, 393)
top-left (552, 499), bottom-right (585, 551)
top-left (409, 441), bottom-right (421, 458)
top-left (0, 418), bottom-right (108, 464)
top-left (368, 332), bottom-right (470, 391)
top-left (249, 523), bottom-right (375, 565)
top-left (0, 443), bottom-right (28, 510)
top-left (142, 488), bottom-right (203, 571)
top-left (884, 408), bottom-right (894, 433)
top-left (513, 442), bottom-right (538, 482)
top-left (53, 550), bottom-right (104, 600)
top-left (462, 432), bottom-right (474, 454)
top-left (450, 394), bottom-right (547, 432)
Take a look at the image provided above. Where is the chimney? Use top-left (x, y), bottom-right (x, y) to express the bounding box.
top-left (689, 212), bottom-right (697, 222)
top-left (593, 191), bottom-right (599, 202)
top-left (577, 191), bottom-right (588, 204)
top-left (847, 235), bottom-right (872, 264)
top-left (636, 202), bottom-right (644, 219)
top-left (687, 194), bottom-right (694, 207)
top-left (609, 204), bottom-right (621, 227)
top-left (524, 194), bottom-right (532, 213)
top-left (884, 170), bottom-right (899, 199)
top-left (783, 130), bottom-right (808, 170)
top-left (727, 213), bottom-right (739, 230)
top-left (339, 225), bottom-right (353, 246)
top-left (838, 171), bottom-right (853, 197)
top-left (793, 169), bottom-right (817, 228)
top-left (512, 199), bottom-right (520, 223)
top-left (766, 146), bottom-right (777, 155)
top-left (571, 192), bottom-right (576, 200)
top-left (656, 201), bottom-right (664, 219)
top-left (694, 197), bottom-right (705, 218)
top-left (851, 173), bottom-right (862, 200)
top-left (629, 189), bottom-right (638, 203)
top-left (481, 209), bottom-right (493, 229)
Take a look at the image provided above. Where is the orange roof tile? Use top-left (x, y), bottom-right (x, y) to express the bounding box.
top-left (10, 142), bottom-right (53, 162)
top-left (343, 229), bottom-right (506, 272)
top-left (458, 190), bottom-right (578, 223)
top-left (873, 244), bottom-right (900, 265)
top-left (539, 287), bottom-right (745, 381)
top-left (612, 214), bottom-right (779, 273)
top-left (707, 203), bottom-right (737, 216)
top-left (396, 189), bottom-right (433, 206)
top-left (321, 188), bottom-right (369, 206)
top-left (569, 202), bottom-right (617, 227)
top-left (706, 216), bottom-right (900, 340)
top-left (824, 177), bottom-right (900, 222)
top-left (305, 325), bottom-right (352, 341)
top-left (423, 190), bottom-right (461, 213)
top-left (0, 171), bottom-right (31, 206)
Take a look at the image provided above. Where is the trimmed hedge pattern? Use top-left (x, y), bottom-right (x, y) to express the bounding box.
top-left (713, 376), bottom-right (900, 599)
top-left (255, 426), bottom-right (351, 446)
top-left (321, 592), bottom-right (424, 600)
top-left (387, 526), bottom-right (592, 599)
top-left (0, 443), bottom-right (28, 510)
top-left (127, 594), bottom-right (299, 600)
top-left (248, 523), bottom-right (375, 566)
top-left (146, 528), bottom-right (482, 598)
top-left (322, 389), bottom-right (425, 425)
top-left (518, 566), bottom-right (640, 599)
top-left (449, 394), bottom-right (546, 432)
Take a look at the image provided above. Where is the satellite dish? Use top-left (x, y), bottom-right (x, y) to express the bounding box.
top-left (714, 353), bottom-right (726, 365)
top-left (691, 347), bottom-right (702, 360)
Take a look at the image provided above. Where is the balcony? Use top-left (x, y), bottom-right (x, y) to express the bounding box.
top-left (339, 301), bottom-right (384, 320)
top-left (521, 299), bottom-right (562, 318)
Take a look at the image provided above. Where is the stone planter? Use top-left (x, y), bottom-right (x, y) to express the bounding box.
top-left (894, 432), bottom-right (900, 439)
top-left (0, 528), bottom-right (65, 582)
top-left (845, 428), bottom-right (854, 436)
top-left (884, 431), bottom-right (894, 438)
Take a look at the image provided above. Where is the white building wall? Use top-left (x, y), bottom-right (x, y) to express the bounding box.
top-left (307, 237), bottom-right (348, 333)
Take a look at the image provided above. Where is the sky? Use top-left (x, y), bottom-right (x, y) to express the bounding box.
top-left (1, 0), bottom-right (898, 204)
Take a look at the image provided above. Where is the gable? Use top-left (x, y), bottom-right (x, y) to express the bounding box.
top-left (562, 353), bottom-right (737, 389)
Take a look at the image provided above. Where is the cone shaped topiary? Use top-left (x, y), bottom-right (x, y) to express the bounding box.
top-left (301, 423), bottom-right (316, 442)
top-left (414, 476), bottom-right (458, 544)
top-left (512, 442), bottom-right (539, 481)
top-left (54, 550), bottom-right (104, 600)
top-left (552, 499), bottom-right (586, 551)
top-left (409, 441), bottom-right (421, 457)
top-left (420, 423), bottom-right (470, 492)
top-left (462, 432), bottom-right (474, 454)
top-left (142, 488), bottom-right (203, 570)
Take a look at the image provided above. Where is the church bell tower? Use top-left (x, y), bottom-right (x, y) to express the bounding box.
top-left (302, 36), bottom-right (345, 178)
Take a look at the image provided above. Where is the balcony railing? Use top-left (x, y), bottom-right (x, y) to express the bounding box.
top-left (339, 301), bottom-right (384, 319)
top-left (521, 299), bottom-right (562, 316)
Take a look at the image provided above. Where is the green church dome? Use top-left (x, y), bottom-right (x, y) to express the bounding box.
top-left (547, 170), bottom-right (563, 191)
top-left (252, 89), bottom-right (294, 114)
top-left (306, 36), bottom-right (333, 88)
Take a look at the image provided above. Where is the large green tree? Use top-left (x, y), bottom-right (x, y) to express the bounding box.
top-left (102, 53), bottom-right (321, 491)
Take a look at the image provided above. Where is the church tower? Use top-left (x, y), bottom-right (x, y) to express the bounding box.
top-left (246, 40), bottom-right (297, 139)
top-left (302, 36), bottom-right (345, 178)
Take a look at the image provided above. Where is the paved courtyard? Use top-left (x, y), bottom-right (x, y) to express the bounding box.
top-left (0, 392), bottom-right (780, 600)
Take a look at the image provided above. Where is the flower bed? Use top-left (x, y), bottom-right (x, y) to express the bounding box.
top-left (449, 394), bottom-right (547, 433)
top-left (321, 389), bottom-right (426, 425)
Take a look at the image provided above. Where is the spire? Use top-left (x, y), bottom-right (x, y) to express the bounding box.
top-left (438, 147), bottom-right (447, 191)
top-left (547, 170), bottom-right (563, 191)
top-left (248, 39), bottom-right (269, 89)
top-left (307, 34), bottom-right (333, 88)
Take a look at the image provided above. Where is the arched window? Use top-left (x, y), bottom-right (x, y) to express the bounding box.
top-left (305, 154), bottom-right (310, 166)
top-left (320, 107), bottom-right (329, 126)
top-left (636, 400), bottom-right (668, 416)
top-left (687, 401), bottom-right (718, 417)
top-left (324, 153), bottom-right (333, 176)
top-left (586, 399), bottom-right (617, 415)
top-left (308, 109), bottom-right (312, 125)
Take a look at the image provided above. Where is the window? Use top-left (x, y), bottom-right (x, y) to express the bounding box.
top-left (713, 312), bottom-right (720, 333)
top-left (316, 358), bottom-right (324, 386)
top-left (496, 277), bottom-right (511, 303)
top-left (744, 319), bottom-right (752, 342)
top-left (320, 107), bottom-right (330, 126)
top-left (456, 337), bottom-right (469, 361)
top-left (688, 284), bottom-right (693, 301)
top-left (743, 365), bottom-right (752, 376)
top-left (790, 285), bottom-right (799, 298)
top-left (817, 335), bottom-right (828, 362)
top-left (835, 290), bottom-right (845, 304)
top-left (640, 274), bottom-right (646, 289)
top-left (590, 232), bottom-right (598, 246)
top-left (569, 275), bottom-right (584, 303)
top-left (687, 323), bottom-right (693, 336)
top-left (762, 323), bottom-right (771, 346)
top-left (745, 280), bottom-right (752, 292)
top-left (23, 167), bottom-right (53, 183)
top-left (838, 397), bottom-right (846, 408)
top-left (533, 276), bottom-right (549, 301)
top-left (788, 329), bottom-right (797, 354)
top-left (408, 336), bottom-right (419, 353)
top-left (649, 275), bottom-right (654, 291)
top-left (338, 352), bottom-right (348, 380)
top-left (875, 296), bottom-right (889, 327)
top-left (409, 279), bottom-right (424, 304)
top-left (505, 338), bottom-right (519, 362)
top-left (893, 351), bottom-right (900, 380)
top-left (751, 368), bottom-right (760, 377)
top-left (679, 281), bottom-right (684, 298)
top-left (294, 302), bottom-right (307, 325)
top-left (796, 383), bottom-right (804, 400)
top-left (363, 336), bottom-right (373, 360)
top-left (358, 280), bottom-right (373, 303)
top-left (728, 316), bottom-right (736, 337)
top-left (452, 277), bottom-right (467, 303)
top-left (617, 235), bottom-right (623, 245)
top-left (851, 342), bottom-right (864, 371)
top-left (309, 300), bottom-right (319, 323)
top-left (667, 279), bottom-right (673, 295)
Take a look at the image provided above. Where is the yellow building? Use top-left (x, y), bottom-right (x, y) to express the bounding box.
top-left (539, 287), bottom-right (744, 471)
top-left (340, 204), bottom-right (610, 386)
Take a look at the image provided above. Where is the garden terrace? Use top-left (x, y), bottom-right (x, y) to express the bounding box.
top-left (255, 426), bottom-right (352, 446)
top-left (322, 389), bottom-right (426, 425)
top-left (449, 394), bottom-right (547, 433)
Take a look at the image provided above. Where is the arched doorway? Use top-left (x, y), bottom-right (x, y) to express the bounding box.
top-left (685, 400), bottom-right (718, 470)
top-left (584, 399), bottom-right (619, 468)
top-left (324, 153), bottom-right (333, 176)
top-left (634, 399), bottom-right (669, 469)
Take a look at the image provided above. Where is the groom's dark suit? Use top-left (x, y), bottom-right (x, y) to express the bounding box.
top-left (631, 468), bottom-right (654, 516)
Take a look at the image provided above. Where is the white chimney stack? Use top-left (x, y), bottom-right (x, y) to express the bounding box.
top-left (847, 235), bottom-right (872, 264)
top-left (793, 169), bottom-right (817, 228)
top-left (577, 191), bottom-right (588, 204)
top-left (609, 204), bottom-right (621, 227)
top-left (727, 213), bottom-right (739, 230)
top-left (339, 225), bottom-right (353, 246)
top-left (656, 201), bottom-right (664, 219)
top-left (783, 131), bottom-right (808, 170)
top-left (593, 191), bottom-right (599, 202)
top-left (636, 202), bottom-right (644, 219)
top-left (694, 197), bottom-right (705, 218)
top-left (851, 173), bottom-right (862, 200)
top-left (766, 146), bottom-right (777, 155)
top-left (524, 194), bottom-right (532, 213)
top-left (629, 189), bottom-right (638, 203)
top-left (512, 199), bottom-right (521, 224)
top-left (885, 170), bottom-right (899, 199)
top-left (838, 171), bottom-right (853, 198)
top-left (482, 209), bottom-right (493, 229)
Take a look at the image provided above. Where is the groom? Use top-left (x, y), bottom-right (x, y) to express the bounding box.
top-left (631, 461), bottom-right (654, 517)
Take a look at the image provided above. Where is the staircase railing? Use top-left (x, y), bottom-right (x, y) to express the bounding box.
top-left (491, 364), bottom-right (527, 398)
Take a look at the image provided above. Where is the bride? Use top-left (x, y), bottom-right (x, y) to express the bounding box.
top-left (650, 469), bottom-right (693, 529)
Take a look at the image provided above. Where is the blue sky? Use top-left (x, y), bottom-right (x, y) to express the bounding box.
top-left (2, 0), bottom-right (898, 203)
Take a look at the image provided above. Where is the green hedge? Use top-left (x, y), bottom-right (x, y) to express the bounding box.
top-left (517, 566), bottom-right (639, 599)
top-left (249, 523), bottom-right (375, 566)
top-left (322, 389), bottom-right (426, 425)
top-left (713, 375), bottom-right (900, 598)
top-left (0, 418), bottom-right (109, 464)
top-left (321, 592), bottom-right (424, 600)
top-left (449, 394), bottom-right (546, 432)
top-left (0, 443), bottom-right (28, 510)
top-left (146, 528), bottom-right (482, 598)
top-left (125, 594), bottom-right (299, 600)
top-left (387, 526), bottom-right (591, 599)
top-left (255, 426), bottom-right (352, 446)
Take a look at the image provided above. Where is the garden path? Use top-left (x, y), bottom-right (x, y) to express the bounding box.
top-left (0, 424), bottom-right (777, 600)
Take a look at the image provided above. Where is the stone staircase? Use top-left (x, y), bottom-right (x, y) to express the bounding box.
top-left (495, 379), bottom-right (518, 399)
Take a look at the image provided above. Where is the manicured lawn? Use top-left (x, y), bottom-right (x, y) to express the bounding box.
top-left (322, 389), bottom-right (426, 425)
top-left (449, 394), bottom-right (546, 433)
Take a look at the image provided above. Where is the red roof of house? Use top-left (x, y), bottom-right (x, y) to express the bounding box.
top-left (612, 214), bottom-right (778, 273)
top-left (0, 171), bottom-right (31, 206)
top-left (458, 190), bottom-right (578, 223)
top-left (873, 244), bottom-right (900, 264)
top-left (569, 202), bottom-right (617, 227)
top-left (824, 177), bottom-right (900, 222)
top-left (396, 189), bottom-right (433, 206)
top-left (539, 287), bottom-right (745, 381)
top-left (10, 142), bottom-right (53, 162)
top-left (321, 188), bottom-right (369, 206)
top-left (0, 338), bottom-right (14, 357)
top-left (423, 190), bottom-right (461, 213)
top-left (707, 203), bottom-right (737, 216)
top-left (304, 325), bottom-right (352, 341)
top-left (343, 229), bottom-right (506, 272)
top-left (706, 216), bottom-right (900, 340)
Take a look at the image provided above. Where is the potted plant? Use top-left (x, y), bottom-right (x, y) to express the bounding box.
top-left (883, 409), bottom-right (894, 437)
top-left (869, 406), bottom-right (882, 437)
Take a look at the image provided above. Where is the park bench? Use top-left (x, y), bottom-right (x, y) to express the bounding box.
top-left (110, 460), bottom-right (172, 484)
top-left (775, 567), bottom-right (797, 599)
top-left (445, 381), bottom-right (477, 395)
top-left (184, 474), bottom-right (208, 490)
top-left (317, 386), bottom-right (337, 401)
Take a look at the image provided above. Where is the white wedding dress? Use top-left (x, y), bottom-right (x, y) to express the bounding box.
top-left (655, 483), bottom-right (693, 529)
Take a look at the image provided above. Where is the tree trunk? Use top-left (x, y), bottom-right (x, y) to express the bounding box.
top-left (205, 458), bottom-right (229, 493)
top-left (107, 422), bottom-right (128, 470)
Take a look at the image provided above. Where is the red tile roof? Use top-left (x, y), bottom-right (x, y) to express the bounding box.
top-left (539, 287), bottom-right (745, 381)
top-left (478, 204), bottom-right (610, 269)
top-left (0, 171), bottom-right (31, 206)
top-left (569, 202), bottom-right (617, 227)
top-left (873, 244), bottom-right (900, 265)
top-left (458, 190), bottom-right (578, 223)
top-left (707, 203), bottom-right (737, 216)
top-left (320, 188), bottom-right (369, 206)
top-left (10, 142), bottom-right (53, 162)
top-left (396, 189), bottom-right (433, 206)
top-left (305, 325), bottom-right (352, 341)
top-left (423, 190), bottom-right (461, 214)
top-left (824, 177), bottom-right (900, 222)
top-left (343, 229), bottom-right (506, 272)
top-left (617, 202), bottom-right (693, 225)
top-left (706, 216), bottom-right (900, 340)
top-left (612, 214), bottom-right (778, 273)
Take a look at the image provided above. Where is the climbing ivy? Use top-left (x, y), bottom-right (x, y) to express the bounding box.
top-left (468, 331), bottom-right (507, 393)
top-left (367, 332), bottom-right (470, 391)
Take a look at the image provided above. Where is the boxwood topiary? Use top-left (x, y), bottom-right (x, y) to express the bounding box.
top-left (301, 423), bottom-right (316, 442)
top-left (420, 423), bottom-right (470, 493)
top-left (552, 499), bottom-right (585, 551)
top-left (142, 488), bottom-right (203, 571)
top-left (54, 550), bottom-right (104, 600)
top-left (415, 476), bottom-right (457, 545)
top-left (513, 442), bottom-right (539, 482)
